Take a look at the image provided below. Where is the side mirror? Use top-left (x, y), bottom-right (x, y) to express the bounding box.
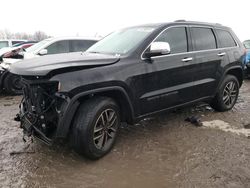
top-left (145, 42), bottom-right (171, 58)
top-left (38, 49), bottom-right (48, 56)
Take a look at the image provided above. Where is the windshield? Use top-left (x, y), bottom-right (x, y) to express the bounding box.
top-left (243, 40), bottom-right (250, 49)
top-left (25, 38), bottom-right (52, 53)
top-left (0, 41), bottom-right (8, 48)
top-left (87, 27), bottom-right (156, 55)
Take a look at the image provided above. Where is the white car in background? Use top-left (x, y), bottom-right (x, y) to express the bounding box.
top-left (0, 36), bottom-right (99, 94)
top-left (0, 41), bottom-right (37, 62)
top-left (0, 39), bottom-right (27, 49)
top-left (2, 36), bottom-right (99, 66)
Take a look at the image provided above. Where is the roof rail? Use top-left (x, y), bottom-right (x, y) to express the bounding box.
top-left (174, 20), bottom-right (186, 22)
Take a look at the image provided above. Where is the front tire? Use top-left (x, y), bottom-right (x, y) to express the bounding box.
top-left (4, 73), bottom-right (23, 95)
top-left (71, 97), bottom-right (120, 160)
top-left (210, 75), bottom-right (239, 112)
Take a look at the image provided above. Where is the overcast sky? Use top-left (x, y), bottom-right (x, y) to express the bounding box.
top-left (1, 0), bottom-right (249, 41)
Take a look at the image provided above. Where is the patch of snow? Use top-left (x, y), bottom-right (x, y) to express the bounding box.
top-left (202, 120), bottom-right (250, 137)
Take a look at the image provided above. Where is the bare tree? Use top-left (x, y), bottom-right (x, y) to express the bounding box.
top-left (0, 30), bottom-right (6, 39)
top-left (33, 31), bottom-right (49, 41)
top-left (0, 29), bottom-right (12, 39)
top-left (4, 29), bottom-right (12, 39)
top-left (0, 29), bottom-right (50, 41)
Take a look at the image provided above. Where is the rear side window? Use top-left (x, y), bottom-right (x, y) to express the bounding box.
top-left (155, 27), bottom-right (187, 54)
top-left (46, 40), bottom-right (70, 54)
top-left (191, 27), bottom-right (216, 51)
top-left (70, 40), bottom-right (97, 52)
top-left (216, 29), bottom-right (237, 48)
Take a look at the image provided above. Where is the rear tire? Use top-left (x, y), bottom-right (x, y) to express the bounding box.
top-left (4, 73), bottom-right (23, 95)
top-left (210, 75), bottom-right (239, 112)
top-left (71, 97), bottom-right (120, 160)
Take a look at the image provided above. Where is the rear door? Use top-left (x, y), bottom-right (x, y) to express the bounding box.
top-left (190, 26), bottom-right (223, 98)
top-left (214, 28), bottom-right (239, 68)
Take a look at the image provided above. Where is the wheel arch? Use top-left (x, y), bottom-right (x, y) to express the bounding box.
top-left (55, 86), bottom-right (135, 139)
top-left (217, 66), bottom-right (243, 90)
top-left (225, 67), bottom-right (243, 87)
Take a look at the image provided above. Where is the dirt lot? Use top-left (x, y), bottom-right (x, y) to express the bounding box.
top-left (1, 81), bottom-right (250, 188)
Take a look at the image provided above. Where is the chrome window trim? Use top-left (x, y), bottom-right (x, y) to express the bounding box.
top-left (141, 25), bottom-right (239, 60)
top-left (141, 25), bottom-right (188, 60)
top-left (150, 46), bottom-right (238, 60)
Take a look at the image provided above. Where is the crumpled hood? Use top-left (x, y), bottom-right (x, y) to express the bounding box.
top-left (10, 52), bottom-right (120, 76)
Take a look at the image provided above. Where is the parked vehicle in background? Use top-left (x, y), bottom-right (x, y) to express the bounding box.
top-left (0, 41), bottom-right (37, 62)
top-left (2, 37), bottom-right (99, 65)
top-left (10, 21), bottom-right (244, 160)
top-left (243, 40), bottom-right (250, 76)
top-left (0, 37), bottom-right (98, 95)
top-left (0, 39), bottom-right (27, 49)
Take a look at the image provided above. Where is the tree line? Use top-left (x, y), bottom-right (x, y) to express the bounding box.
top-left (0, 30), bottom-right (51, 41)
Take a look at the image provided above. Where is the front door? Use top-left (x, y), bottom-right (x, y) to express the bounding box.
top-left (138, 26), bottom-right (197, 115)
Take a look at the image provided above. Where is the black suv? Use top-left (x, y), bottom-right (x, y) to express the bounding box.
top-left (10, 21), bottom-right (244, 159)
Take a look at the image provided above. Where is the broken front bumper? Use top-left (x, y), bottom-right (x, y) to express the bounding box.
top-left (17, 80), bottom-right (65, 145)
top-left (19, 101), bottom-right (54, 145)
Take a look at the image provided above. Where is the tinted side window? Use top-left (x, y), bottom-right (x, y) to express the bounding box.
top-left (70, 40), bottom-right (97, 52)
top-left (12, 41), bottom-right (23, 45)
top-left (155, 27), bottom-right (187, 54)
top-left (46, 40), bottom-right (70, 54)
top-left (191, 27), bottom-right (216, 51)
top-left (216, 29), bottom-right (236, 48)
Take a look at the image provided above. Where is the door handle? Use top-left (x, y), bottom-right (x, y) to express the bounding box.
top-left (217, 52), bottom-right (226, 57)
top-left (182, 57), bottom-right (193, 62)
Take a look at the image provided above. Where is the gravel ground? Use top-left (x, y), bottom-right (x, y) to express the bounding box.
top-left (1, 80), bottom-right (250, 188)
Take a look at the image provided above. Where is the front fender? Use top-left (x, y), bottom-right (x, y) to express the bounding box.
top-left (55, 86), bottom-right (135, 139)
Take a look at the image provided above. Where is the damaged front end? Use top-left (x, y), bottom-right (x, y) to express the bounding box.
top-left (16, 78), bottom-right (68, 145)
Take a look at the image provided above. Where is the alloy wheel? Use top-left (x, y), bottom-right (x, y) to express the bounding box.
top-left (93, 109), bottom-right (118, 150)
top-left (222, 81), bottom-right (238, 107)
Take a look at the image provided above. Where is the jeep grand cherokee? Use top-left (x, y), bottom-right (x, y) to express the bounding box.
top-left (10, 21), bottom-right (244, 159)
